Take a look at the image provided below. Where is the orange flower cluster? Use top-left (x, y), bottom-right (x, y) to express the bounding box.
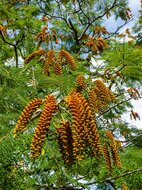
top-left (97, 37), bottom-right (108, 49)
top-left (122, 183), bottom-right (129, 190)
top-left (93, 26), bottom-right (109, 36)
top-left (65, 91), bottom-right (102, 161)
top-left (127, 87), bottom-right (141, 100)
top-left (44, 49), bottom-right (55, 76)
top-left (0, 24), bottom-right (7, 35)
top-left (13, 98), bottom-right (42, 137)
top-left (35, 25), bottom-right (50, 47)
top-left (52, 29), bottom-right (58, 44)
top-left (43, 49), bottom-right (77, 76)
top-left (130, 110), bottom-right (140, 120)
top-left (56, 121), bottom-right (74, 164)
top-left (53, 62), bottom-right (62, 75)
top-left (59, 50), bottom-right (77, 70)
top-left (85, 36), bottom-right (108, 53)
top-left (75, 75), bottom-right (86, 91)
top-left (105, 130), bottom-right (122, 168)
top-left (34, 26), bottom-right (59, 47)
top-left (95, 79), bottom-right (115, 101)
top-left (30, 95), bottom-right (57, 159)
top-left (103, 143), bottom-right (112, 171)
top-left (88, 88), bottom-right (99, 114)
top-left (25, 49), bottom-right (46, 64)
top-left (89, 80), bottom-right (115, 113)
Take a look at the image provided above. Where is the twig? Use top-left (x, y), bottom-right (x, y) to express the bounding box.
top-left (97, 98), bottom-right (132, 118)
top-left (79, 0), bottom-right (117, 40)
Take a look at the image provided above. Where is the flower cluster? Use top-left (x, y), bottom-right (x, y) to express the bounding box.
top-left (43, 49), bottom-right (55, 76)
top-left (122, 183), bottom-right (129, 190)
top-left (93, 26), bottom-right (109, 36)
top-left (53, 62), bottom-right (62, 75)
top-left (52, 29), bottom-right (58, 44)
top-left (13, 98), bottom-right (43, 137)
top-left (85, 36), bottom-right (108, 53)
top-left (103, 143), bottom-right (112, 171)
top-left (43, 49), bottom-right (77, 76)
top-left (25, 49), bottom-right (46, 64)
top-left (127, 87), bottom-right (141, 100)
top-left (0, 24), bottom-right (7, 35)
top-left (56, 121), bottom-right (74, 164)
top-left (30, 95), bottom-right (57, 159)
top-left (130, 110), bottom-right (140, 120)
top-left (89, 80), bottom-right (115, 113)
top-left (105, 130), bottom-right (122, 168)
top-left (88, 88), bottom-right (99, 114)
top-left (59, 50), bottom-right (77, 70)
top-left (75, 75), bottom-right (86, 91)
top-left (65, 91), bottom-right (102, 161)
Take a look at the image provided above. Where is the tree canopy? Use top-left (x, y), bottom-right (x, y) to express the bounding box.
top-left (0, 0), bottom-right (142, 190)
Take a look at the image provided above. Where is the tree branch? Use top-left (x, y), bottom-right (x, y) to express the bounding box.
top-left (68, 18), bottom-right (80, 45)
top-left (0, 31), bottom-right (15, 47)
top-left (79, 0), bottom-right (117, 40)
top-left (108, 168), bottom-right (142, 181)
top-left (104, 18), bottom-right (134, 39)
top-left (97, 97), bottom-right (132, 118)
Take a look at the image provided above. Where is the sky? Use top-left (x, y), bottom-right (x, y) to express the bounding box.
top-left (104, 0), bottom-right (141, 34)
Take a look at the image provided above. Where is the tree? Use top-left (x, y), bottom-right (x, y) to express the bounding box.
top-left (0, 0), bottom-right (142, 189)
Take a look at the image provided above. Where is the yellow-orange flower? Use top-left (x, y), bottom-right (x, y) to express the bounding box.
top-left (30, 95), bottom-right (57, 159)
top-left (13, 98), bottom-right (42, 137)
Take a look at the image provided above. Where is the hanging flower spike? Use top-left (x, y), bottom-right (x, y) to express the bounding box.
top-left (42, 26), bottom-right (48, 42)
top-left (52, 29), bottom-right (58, 44)
top-left (122, 183), bottom-right (129, 190)
top-left (75, 75), bottom-right (86, 91)
top-left (65, 92), bottom-right (85, 160)
top-left (56, 121), bottom-right (74, 164)
top-left (79, 91), bottom-right (102, 155)
top-left (88, 88), bottom-right (99, 114)
top-left (0, 24), bottom-right (7, 35)
top-left (13, 98), bottom-right (43, 137)
top-left (53, 62), bottom-right (62, 75)
top-left (59, 50), bottom-right (77, 70)
top-left (30, 95), bottom-right (57, 159)
top-left (94, 79), bottom-right (116, 111)
top-left (97, 38), bottom-right (108, 49)
top-left (103, 143), bottom-right (112, 171)
top-left (25, 49), bottom-right (46, 64)
top-left (106, 130), bottom-right (122, 168)
top-left (65, 91), bottom-right (102, 158)
top-left (44, 49), bottom-right (55, 76)
top-left (127, 87), bottom-right (141, 100)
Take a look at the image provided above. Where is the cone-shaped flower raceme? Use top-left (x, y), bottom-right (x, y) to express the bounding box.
top-left (103, 143), bottom-right (112, 171)
top-left (122, 183), bottom-right (129, 190)
top-left (89, 80), bottom-right (115, 113)
top-left (53, 62), bottom-right (62, 75)
top-left (88, 88), bottom-right (99, 114)
top-left (13, 98), bottom-right (43, 137)
top-left (56, 120), bottom-right (74, 164)
top-left (30, 95), bottom-right (57, 159)
top-left (25, 49), bottom-right (46, 64)
top-left (106, 130), bottom-right (122, 168)
top-left (44, 49), bottom-right (55, 76)
top-left (65, 91), bottom-right (102, 160)
top-left (59, 50), bottom-right (77, 70)
top-left (75, 75), bottom-right (86, 91)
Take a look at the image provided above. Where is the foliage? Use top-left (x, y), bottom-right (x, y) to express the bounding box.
top-left (0, 0), bottom-right (142, 190)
